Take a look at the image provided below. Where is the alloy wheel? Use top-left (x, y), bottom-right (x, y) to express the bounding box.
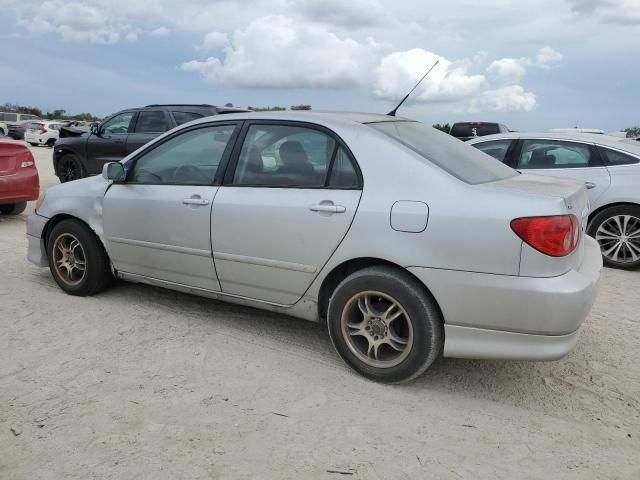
top-left (59, 157), bottom-right (80, 182)
top-left (340, 291), bottom-right (414, 368)
top-left (52, 233), bottom-right (87, 286)
top-left (595, 214), bottom-right (640, 264)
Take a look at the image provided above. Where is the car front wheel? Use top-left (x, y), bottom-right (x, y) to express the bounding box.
top-left (47, 219), bottom-right (113, 296)
top-left (588, 205), bottom-right (640, 269)
top-left (327, 266), bottom-right (443, 383)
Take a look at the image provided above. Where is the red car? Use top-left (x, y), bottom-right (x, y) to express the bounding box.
top-left (0, 139), bottom-right (39, 215)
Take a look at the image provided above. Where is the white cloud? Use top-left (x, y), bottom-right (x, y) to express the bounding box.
top-left (487, 58), bottom-right (527, 82)
top-left (487, 47), bottom-right (562, 82)
top-left (372, 49), bottom-right (486, 102)
top-left (292, 0), bottom-right (392, 27)
top-left (181, 15), bottom-right (381, 88)
top-left (202, 31), bottom-right (229, 50)
top-left (568, 0), bottom-right (640, 25)
top-left (472, 85), bottom-right (537, 112)
top-left (150, 26), bottom-right (170, 37)
top-left (534, 46), bottom-right (563, 68)
top-left (125, 32), bottom-right (137, 42)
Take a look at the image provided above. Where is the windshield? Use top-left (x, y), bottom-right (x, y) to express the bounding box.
top-left (368, 121), bottom-right (516, 184)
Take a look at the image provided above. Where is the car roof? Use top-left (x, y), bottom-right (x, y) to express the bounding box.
top-left (187, 110), bottom-right (409, 125)
top-left (468, 131), bottom-right (640, 155)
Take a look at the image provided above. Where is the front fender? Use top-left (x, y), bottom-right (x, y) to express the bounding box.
top-left (37, 175), bottom-right (110, 247)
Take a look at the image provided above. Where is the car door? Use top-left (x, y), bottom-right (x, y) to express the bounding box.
top-left (211, 121), bottom-right (362, 305)
top-left (126, 110), bottom-right (172, 154)
top-left (513, 139), bottom-right (611, 205)
top-left (103, 122), bottom-right (241, 290)
top-left (86, 111), bottom-right (135, 173)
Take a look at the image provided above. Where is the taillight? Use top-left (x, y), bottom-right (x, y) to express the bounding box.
top-left (39, 126), bottom-right (47, 134)
top-left (20, 161), bottom-right (35, 168)
top-left (511, 215), bottom-right (580, 257)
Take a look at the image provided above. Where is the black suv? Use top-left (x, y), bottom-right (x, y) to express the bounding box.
top-left (54, 104), bottom-right (246, 182)
top-left (449, 122), bottom-right (510, 141)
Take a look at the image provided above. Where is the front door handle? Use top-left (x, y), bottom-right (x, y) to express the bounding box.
top-left (585, 182), bottom-right (596, 190)
top-left (310, 203), bottom-right (346, 214)
top-left (183, 196), bottom-right (209, 206)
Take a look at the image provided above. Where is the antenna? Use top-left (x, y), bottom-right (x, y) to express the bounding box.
top-left (387, 59), bottom-right (439, 116)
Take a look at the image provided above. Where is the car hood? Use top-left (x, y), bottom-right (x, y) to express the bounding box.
top-left (59, 127), bottom-right (90, 139)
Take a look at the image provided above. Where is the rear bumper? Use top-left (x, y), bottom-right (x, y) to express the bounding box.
top-left (409, 236), bottom-right (602, 360)
top-left (0, 168), bottom-right (40, 204)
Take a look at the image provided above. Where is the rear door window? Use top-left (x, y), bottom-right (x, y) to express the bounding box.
top-left (3, 113), bottom-right (17, 122)
top-left (231, 124), bottom-right (337, 187)
top-left (472, 140), bottom-right (513, 163)
top-left (134, 111), bottom-right (170, 133)
top-left (517, 140), bottom-right (591, 169)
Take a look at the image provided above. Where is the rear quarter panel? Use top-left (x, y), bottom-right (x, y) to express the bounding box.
top-left (303, 125), bottom-right (573, 301)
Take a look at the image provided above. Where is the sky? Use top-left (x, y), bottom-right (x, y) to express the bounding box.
top-left (0, 0), bottom-right (638, 131)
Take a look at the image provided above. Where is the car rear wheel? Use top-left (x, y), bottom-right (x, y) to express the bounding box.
top-left (0, 202), bottom-right (27, 215)
top-left (327, 266), bottom-right (443, 383)
top-left (28, 142), bottom-right (38, 146)
top-left (47, 219), bottom-right (113, 296)
top-left (588, 205), bottom-right (640, 269)
top-left (57, 153), bottom-right (85, 183)
top-left (46, 138), bottom-right (56, 147)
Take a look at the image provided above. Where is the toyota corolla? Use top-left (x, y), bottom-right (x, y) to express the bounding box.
top-left (26, 112), bottom-right (602, 383)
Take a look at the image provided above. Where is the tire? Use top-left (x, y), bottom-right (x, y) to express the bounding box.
top-left (47, 219), bottom-right (113, 296)
top-left (29, 142), bottom-right (38, 147)
top-left (0, 202), bottom-right (27, 215)
top-left (588, 205), bottom-right (640, 269)
top-left (57, 153), bottom-right (85, 183)
top-left (327, 266), bottom-right (443, 383)
top-left (46, 138), bottom-right (56, 147)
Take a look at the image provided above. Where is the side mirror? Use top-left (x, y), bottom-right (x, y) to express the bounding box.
top-left (91, 125), bottom-right (100, 135)
top-left (102, 162), bottom-right (125, 182)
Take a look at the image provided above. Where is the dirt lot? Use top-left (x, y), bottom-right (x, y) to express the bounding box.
top-left (1, 144), bottom-right (639, 479)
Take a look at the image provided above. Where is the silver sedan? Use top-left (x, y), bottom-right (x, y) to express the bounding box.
top-left (27, 112), bottom-right (602, 383)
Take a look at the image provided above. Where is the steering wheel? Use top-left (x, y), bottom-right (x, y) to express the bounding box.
top-left (172, 164), bottom-right (205, 183)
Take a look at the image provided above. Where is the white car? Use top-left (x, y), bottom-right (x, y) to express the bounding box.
top-left (24, 121), bottom-right (65, 147)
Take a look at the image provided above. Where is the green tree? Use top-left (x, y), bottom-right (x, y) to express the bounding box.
top-left (290, 104), bottom-right (312, 110)
top-left (432, 123), bottom-right (451, 134)
top-left (624, 126), bottom-right (640, 138)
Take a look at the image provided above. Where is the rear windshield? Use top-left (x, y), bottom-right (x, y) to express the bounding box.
top-left (368, 121), bottom-right (516, 184)
top-left (450, 123), bottom-right (500, 138)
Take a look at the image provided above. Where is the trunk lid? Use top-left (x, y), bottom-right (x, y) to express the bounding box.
top-left (0, 140), bottom-right (31, 176)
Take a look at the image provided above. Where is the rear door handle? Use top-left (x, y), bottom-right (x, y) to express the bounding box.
top-left (585, 182), bottom-right (596, 190)
top-left (183, 196), bottom-right (209, 206)
top-left (310, 203), bottom-right (346, 213)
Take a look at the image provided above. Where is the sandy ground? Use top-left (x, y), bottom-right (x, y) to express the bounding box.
top-left (1, 143), bottom-right (639, 479)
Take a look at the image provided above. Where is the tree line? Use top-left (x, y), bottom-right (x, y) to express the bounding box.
top-left (1, 103), bottom-right (101, 121)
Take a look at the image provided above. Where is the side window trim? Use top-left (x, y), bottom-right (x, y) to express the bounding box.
top-left (122, 121), bottom-right (242, 186)
top-left (221, 119), bottom-right (362, 189)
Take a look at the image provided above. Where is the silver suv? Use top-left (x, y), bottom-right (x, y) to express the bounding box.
top-left (469, 132), bottom-right (640, 269)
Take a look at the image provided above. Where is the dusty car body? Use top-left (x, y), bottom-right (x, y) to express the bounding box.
top-left (27, 112), bottom-right (602, 382)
